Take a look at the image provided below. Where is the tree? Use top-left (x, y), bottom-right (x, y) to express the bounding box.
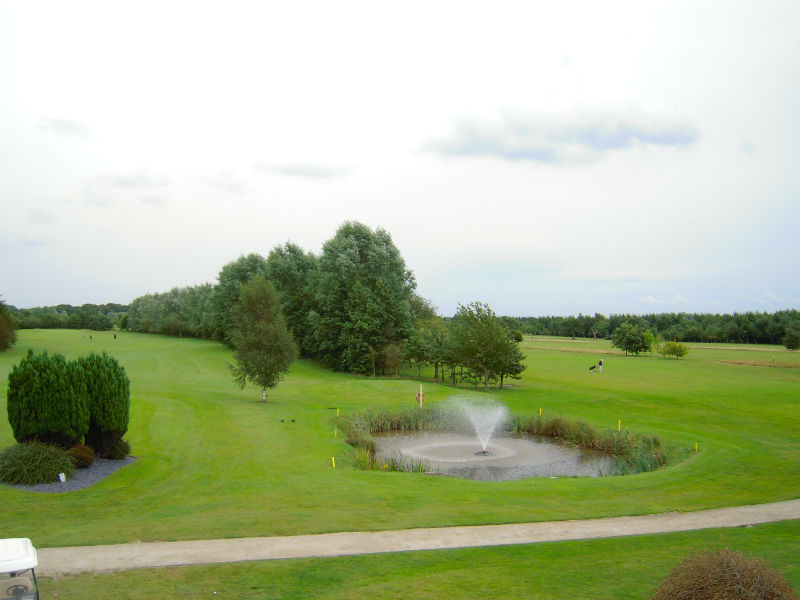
top-left (75, 352), bottom-right (130, 457)
top-left (212, 253), bottom-right (269, 344)
top-left (611, 321), bottom-right (651, 356)
top-left (450, 302), bottom-right (525, 389)
top-left (783, 329), bottom-right (800, 351)
top-left (265, 242), bottom-right (319, 357)
top-left (659, 340), bottom-right (690, 359)
top-left (6, 350), bottom-right (89, 447)
top-left (229, 275), bottom-right (297, 403)
top-left (0, 297), bottom-right (16, 351)
top-left (314, 222), bottom-right (415, 374)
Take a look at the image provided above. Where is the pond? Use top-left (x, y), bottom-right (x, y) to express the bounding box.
top-left (374, 431), bottom-right (614, 481)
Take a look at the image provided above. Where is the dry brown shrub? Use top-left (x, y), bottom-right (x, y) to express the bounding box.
top-left (653, 549), bottom-right (799, 600)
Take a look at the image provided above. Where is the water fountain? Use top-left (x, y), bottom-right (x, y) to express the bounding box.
top-left (373, 395), bottom-right (612, 481)
top-left (456, 397), bottom-right (509, 455)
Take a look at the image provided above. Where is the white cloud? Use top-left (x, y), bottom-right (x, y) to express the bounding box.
top-left (254, 162), bottom-right (353, 180)
top-left (39, 117), bottom-right (91, 140)
top-left (425, 108), bottom-right (699, 164)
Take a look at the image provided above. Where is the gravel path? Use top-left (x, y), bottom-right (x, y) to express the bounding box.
top-left (1, 457), bottom-right (135, 493)
top-left (36, 499), bottom-right (800, 576)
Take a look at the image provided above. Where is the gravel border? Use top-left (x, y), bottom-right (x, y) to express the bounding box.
top-left (1, 457), bottom-right (136, 493)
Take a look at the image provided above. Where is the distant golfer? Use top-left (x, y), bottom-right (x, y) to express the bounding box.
top-left (598, 358), bottom-right (604, 374)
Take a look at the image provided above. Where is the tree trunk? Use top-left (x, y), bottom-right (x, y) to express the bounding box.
top-left (261, 387), bottom-right (267, 403)
top-left (500, 373), bottom-right (505, 389)
top-left (483, 368), bottom-right (489, 390)
top-left (434, 362), bottom-right (439, 382)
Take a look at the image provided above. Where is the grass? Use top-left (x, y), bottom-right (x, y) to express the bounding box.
top-left (38, 520), bottom-right (800, 599)
top-left (0, 330), bottom-right (798, 596)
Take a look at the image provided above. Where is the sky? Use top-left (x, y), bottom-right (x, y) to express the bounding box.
top-left (1, 1), bottom-right (799, 317)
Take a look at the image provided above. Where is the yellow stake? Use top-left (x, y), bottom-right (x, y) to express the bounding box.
top-left (695, 443), bottom-right (698, 452)
top-left (336, 408), bottom-right (340, 417)
top-left (334, 428), bottom-right (337, 437)
top-left (331, 456), bottom-right (336, 468)
top-left (538, 407), bottom-right (542, 417)
top-left (618, 419), bottom-right (621, 432)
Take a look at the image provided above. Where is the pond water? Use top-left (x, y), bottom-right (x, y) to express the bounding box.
top-left (374, 431), bottom-right (614, 481)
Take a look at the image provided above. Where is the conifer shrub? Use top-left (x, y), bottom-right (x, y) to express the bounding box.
top-left (0, 441), bottom-right (76, 485)
top-left (652, 549), bottom-right (799, 600)
top-left (66, 443), bottom-right (95, 468)
top-left (6, 350), bottom-right (89, 448)
top-left (75, 352), bottom-right (130, 457)
top-left (108, 438), bottom-right (131, 460)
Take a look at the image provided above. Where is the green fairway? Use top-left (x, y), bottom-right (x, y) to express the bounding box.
top-left (1, 329), bottom-right (798, 550)
top-left (37, 521), bottom-right (800, 599)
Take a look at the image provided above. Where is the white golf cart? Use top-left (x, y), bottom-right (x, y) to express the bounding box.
top-left (0, 539), bottom-right (38, 600)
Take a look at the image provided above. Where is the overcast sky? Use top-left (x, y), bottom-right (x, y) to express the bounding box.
top-left (2, 1), bottom-right (799, 317)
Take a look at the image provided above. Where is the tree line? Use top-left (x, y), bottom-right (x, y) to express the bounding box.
top-left (123, 222), bottom-right (526, 386)
top-left (8, 302), bottom-right (127, 331)
top-left (509, 311), bottom-right (800, 346)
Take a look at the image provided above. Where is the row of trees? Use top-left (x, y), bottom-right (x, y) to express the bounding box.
top-left (123, 222), bottom-right (526, 388)
top-left (126, 222), bottom-right (420, 376)
top-left (514, 311), bottom-right (800, 345)
top-left (6, 350), bottom-right (130, 456)
top-left (8, 303), bottom-right (127, 331)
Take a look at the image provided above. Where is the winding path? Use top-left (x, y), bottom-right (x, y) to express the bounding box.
top-left (37, 499), bottom-right (800, 576)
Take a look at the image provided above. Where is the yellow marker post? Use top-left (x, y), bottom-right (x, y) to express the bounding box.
top-left (695, 443), bottom-right (698, 452)
top-left (331, 456), bottom-right (336, 468)
top-left (538, 407), bottom-right (542, 417)
top-left (334, 428), bottom-right (337, 438)
top-left (336, 408), bottom-right (340, 417)
top-left (618, 419), bottom-right (621, 432)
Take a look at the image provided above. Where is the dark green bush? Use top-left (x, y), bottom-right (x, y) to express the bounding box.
top-left (108, 438), bottom-right (131, 460)
top-left (652, 548), bottom-right (799, 600)
top-left (75, 352), bottom-right (130, 457)
top-left (0, 441), bottom-right (76, 485)
top-left (6, 350), bottom-right (89, 447)
top-left (66, 443), bottom-right (95, 468)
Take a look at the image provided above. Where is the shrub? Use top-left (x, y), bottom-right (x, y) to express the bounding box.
top-left (66, 443), bottom-right (95, 468)
top-left (6, 350), bottom-right (89, 447)
top-left (75, 352), bottom-right (130, 457)
top-left (659, 340), bottom-right (690, 359)
top-left (108, 438), bottom-right (131, 460)
top-left (784, 329), bottom-right (800, 351)
top-left (0, 441), bottom-right (76, 485)
top-left (652, 548), bottom-right (799, 600)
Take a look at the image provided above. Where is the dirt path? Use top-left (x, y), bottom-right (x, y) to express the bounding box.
top-left (37, 499), bottom-right (800, 576)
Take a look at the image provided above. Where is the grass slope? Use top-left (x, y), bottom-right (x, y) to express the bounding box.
top-left (0, 330), bottom-right (798, 549)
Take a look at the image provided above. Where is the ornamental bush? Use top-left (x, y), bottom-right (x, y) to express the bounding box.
top-left (0, 441), bottom-right (76, 485)
top-left (652, 548), bottom-right (799, 600)
top-left (75, 352), bottom-right (130, 457)
top-left (66, 443), bottom-right (95, 468)
top-left (108, 437), bottom-right (131, 460)
top-left (6, 350), bottom-right (89, 447)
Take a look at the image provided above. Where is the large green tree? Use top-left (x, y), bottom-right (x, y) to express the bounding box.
top-left (314, 222), bottom-right (415, 374)
top-left (450, 302), bottom-right (525, 389)
top-left (611, 321), bottom-right (652, 356)
top-left (212, 253), bottom-right (269, 344)
top-left (265, 242), bottom-right (319, 357)
top-left (229, 275), bottom-right (297, 403)
top-left (0, 298), bottom-right (16, 351)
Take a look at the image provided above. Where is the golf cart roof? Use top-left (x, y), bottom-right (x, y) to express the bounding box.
top-left (0, 538), bottom-right (38, 572)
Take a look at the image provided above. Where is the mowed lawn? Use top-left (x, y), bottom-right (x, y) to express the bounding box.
top-left (0, 330), bottom-right (798, 550)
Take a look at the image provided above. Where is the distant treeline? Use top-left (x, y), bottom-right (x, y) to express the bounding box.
top-left (9, 303), bottom-right (128, 331)
top-left (502, 311), bottom-right (800, 345)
